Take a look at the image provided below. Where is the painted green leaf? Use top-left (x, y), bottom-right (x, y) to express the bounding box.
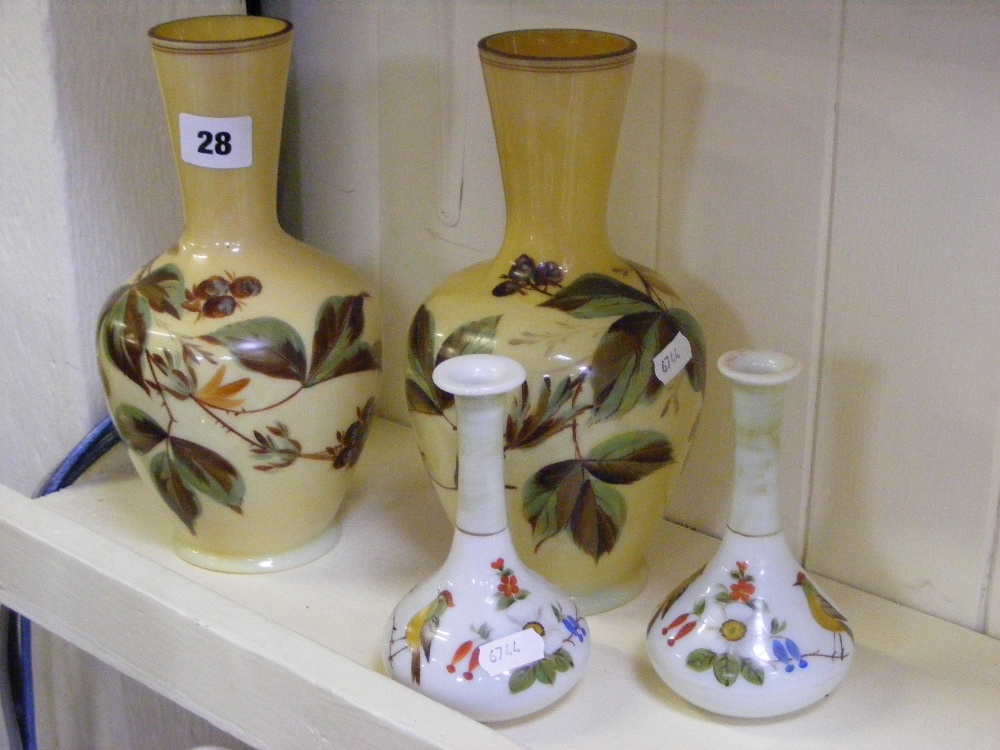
top-left (590, 311), bottom-right (675, 421)
top-left (435, 315), bottom-right (501, 362)
top-left (135, 263), bottom-right (185, 319)
top-left (666, 307), bottom-right (707, 393)
top-left (306, 294), bottom-right (380, 386)
top-left (536, 657), bottom-right (557, 685)
top-left (583, 430), bottom-right (673, 485)
top-left (569, 478), bottom-right (624, 562)
top-left (113, 404), bottom-right (167, 454)
top-left (523, 460), bottom-right (582, 552)
top-left (150, 451), bottom-right (200, 533)
top-left (170, 437), bottom-right (244, 511)
top-left (508, 664), bottom-right (537, 694)
top-left (692, 599), bottom-right (706, 616)
top-left (101, 289), bottom-right (150, 392)
top-left (713, 653), bottom-right (742, 687)
top-left (405, 308), bottom-right (501, 417)
top-left (405, 305), bottom-right (445, 416)
top-left (741, 658), bottom-right (765, 686)
top-left (202, 317), bottom-right (308, 382)
top-left (686, 648), bottom-right (716, 672)
top-left (549, 648), bottom-right (574, 673)
top-left (522, 457), bottom-right (626, 561)
top-left (540, 274), bottom-right (659, 318)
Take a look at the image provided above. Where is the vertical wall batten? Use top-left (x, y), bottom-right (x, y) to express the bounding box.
top-left (800, 2), bottom-right (848, 566)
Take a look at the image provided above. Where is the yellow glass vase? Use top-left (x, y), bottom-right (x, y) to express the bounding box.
top-left (407, 29), bottom-right (705, 614)
top-left (97, 16), bottom-right (380, 572)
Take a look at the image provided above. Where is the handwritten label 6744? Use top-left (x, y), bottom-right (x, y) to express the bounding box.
top-left (480, 628), bottom-right (545, 677)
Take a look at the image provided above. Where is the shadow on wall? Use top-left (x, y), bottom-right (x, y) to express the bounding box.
top-left (648, 54), bottom-right (756, 536)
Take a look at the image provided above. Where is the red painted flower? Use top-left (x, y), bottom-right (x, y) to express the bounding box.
top-left (491, 558), bottom-right (504, 570)
top-left (736, 561), bottom-right (748, 573)
top-left (498, 574), bottom-right (520, 598)
top-left (729, 579), bottom-right (755, 603)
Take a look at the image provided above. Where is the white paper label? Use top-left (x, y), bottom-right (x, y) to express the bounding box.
top-left (653, 332), bottom-right (693, 385)
top-left (480, 628), bottom-right (545, 677)
top-left (179, 114), bottom-right (252, 169)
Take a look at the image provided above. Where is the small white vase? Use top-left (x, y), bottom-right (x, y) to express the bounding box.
top-left (384, 354), bottom-right (590, 722)
top-left (646, 350), bottom-right (853, 718)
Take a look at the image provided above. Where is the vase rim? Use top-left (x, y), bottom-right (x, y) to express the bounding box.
top-left (479, 28), bottom-right (636, 71)
top-left (718, 349), bottom-right (801, 387)
top-left (433, 354), bottom-right (526, 398)
top-left (149, 15), bottom-right (292, 53)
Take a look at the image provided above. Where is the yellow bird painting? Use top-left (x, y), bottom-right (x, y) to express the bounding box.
top-left (405, 590), bottom-right (455, 684)
top-left (795, 572), bottom-right (852, 655)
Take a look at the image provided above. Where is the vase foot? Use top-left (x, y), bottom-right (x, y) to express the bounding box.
top-left (572, 560), bottom-right (648, 615)
top-left (172, 522), bottom-right (341, 573)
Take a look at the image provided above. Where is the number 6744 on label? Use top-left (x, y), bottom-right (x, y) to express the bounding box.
top-left (179, 114), bottom-right (252, 169)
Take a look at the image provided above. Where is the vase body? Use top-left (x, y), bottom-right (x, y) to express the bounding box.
top-left (385, 355), bottom-right (590, 722)
top-left (96, 16), bottom-right (381, 572)
top-left (407, 29), bottom-right (705, 615)
top-left (646, 351), bottom-right (853, 718)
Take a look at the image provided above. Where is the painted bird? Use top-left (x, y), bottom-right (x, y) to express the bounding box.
top-left (795, 572), bottom-right (853, 655)
top-left (405, 590), bottom-right (455, 685)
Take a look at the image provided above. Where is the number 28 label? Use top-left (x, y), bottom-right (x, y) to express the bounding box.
top-left (179, 114), bottom-right (252, 169)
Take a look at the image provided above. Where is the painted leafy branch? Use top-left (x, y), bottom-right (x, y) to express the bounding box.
top-left (405, 304), bottom-right (501, 419)
top-left (540, 271), bottom-right (706, 421)
top-left (200, 293), bottom-right (380, 387)
top-left (522, 431), bottom-right (673, 561)
top-left (115, 403), bottom-right (243, 533)
top-left (100, 265), bottom-right (381, 533)
top-left (505, 373), bottom-right (589, 451)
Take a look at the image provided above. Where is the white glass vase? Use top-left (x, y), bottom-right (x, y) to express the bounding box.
top-left (646, 350), bottom-right (853, 718)
top-left (384, 354), bottom-right (590, 722)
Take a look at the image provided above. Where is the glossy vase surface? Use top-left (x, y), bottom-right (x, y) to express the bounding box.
top-left (406, 29), bottom-right (705, 615)
top-left (385, 355), bottom-right (590, 722)
top-left (646, 351), bottom-right (853, 718)
top-left (97, 16), bottom-right (380, 572)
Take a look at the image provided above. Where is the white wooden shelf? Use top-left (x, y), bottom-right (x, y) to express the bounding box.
top-left (1, 419), bottom-right (998, 749)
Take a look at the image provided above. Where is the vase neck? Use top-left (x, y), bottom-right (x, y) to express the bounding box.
top-left (717, 351), bottom-right (801, 537)
top-left (479, 30), bottom-right (635, 276)
top-left (150, 17), bottom-right (291, 244)
top-left (726, 381), bottom-right (788, 536)
top-left (452, 390), bottom-right (511, 535)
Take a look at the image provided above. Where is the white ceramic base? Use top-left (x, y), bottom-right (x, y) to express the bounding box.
top-left (573, 559), bottom-right (648, 616)
top-left (173, 522), bottom-right (341, 573)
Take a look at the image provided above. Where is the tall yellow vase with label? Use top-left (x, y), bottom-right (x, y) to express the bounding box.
top-left (97, 15), bottom-right (380, 572)
top-left (406, 29), bottom-right (704, 613)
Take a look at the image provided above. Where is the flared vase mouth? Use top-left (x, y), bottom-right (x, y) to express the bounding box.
top-left (478, 28), bottom-right (636, 71)
top-left (433, 354), bottom-right (527, 397)
top-left (149, 15), bottom-right (292, 53)
top-left (718, 349), bottom-right (801, 387)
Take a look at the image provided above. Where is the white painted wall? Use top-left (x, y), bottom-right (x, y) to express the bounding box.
top-left (4, 0), bottom-right (1000, 747)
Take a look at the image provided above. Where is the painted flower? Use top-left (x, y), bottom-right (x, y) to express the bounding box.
top-left (729, 578), bottom-right (756, 604)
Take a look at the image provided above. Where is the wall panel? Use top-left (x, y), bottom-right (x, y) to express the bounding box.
top-left (658, 2), bottom-right (842, 554)
top-left (809, 1), bottom-right (1000, 629)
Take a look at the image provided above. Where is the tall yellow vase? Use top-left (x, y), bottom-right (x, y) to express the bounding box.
top-left (407, 30), bottom-right (705, 614)
top-left (97, 16), bottom-right (381, 572)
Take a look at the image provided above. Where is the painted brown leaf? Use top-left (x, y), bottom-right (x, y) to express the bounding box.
top-left (170, 437), bottom-right (245, 512)
top-left (202, 317), bottom-right (308, 382)
top-left (539, 274), bottom-right (659, 318)
top-left (135, 263), bottom-right (186, 319)
top-left (101, 289), bottom-right (150, 392)
top-left (307, 294), bottom-right (380, 386)
top-left (522, 457), bottom-right (626, 561)
top-left (113, 404), bottom-right (167, 454)
top-left (150, 451), bottom-right (200, 533)
top-left (582, 430), bottom-right (673, 485)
